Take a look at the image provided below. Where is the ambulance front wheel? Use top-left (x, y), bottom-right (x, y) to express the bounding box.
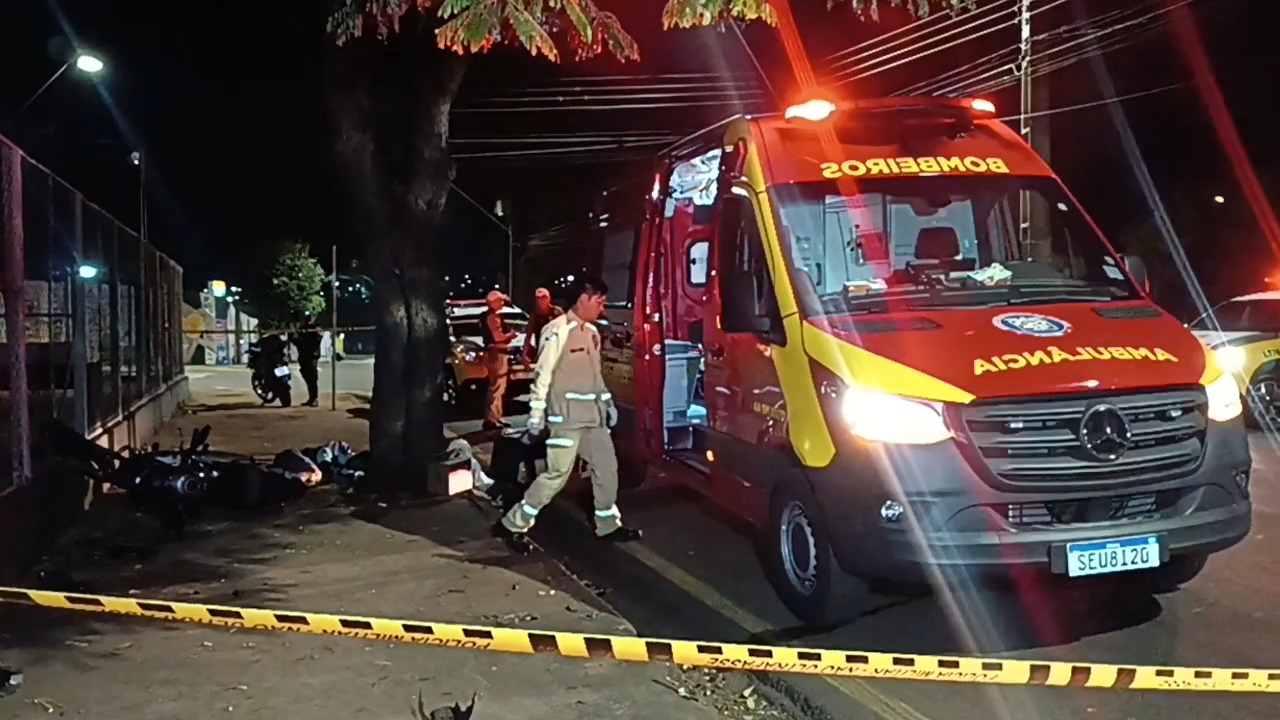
top-left (765, 478), bottom-right (869, 627)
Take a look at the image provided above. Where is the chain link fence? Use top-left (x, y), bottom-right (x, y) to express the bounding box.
top-left (2, 135), bottom-right (184, 490)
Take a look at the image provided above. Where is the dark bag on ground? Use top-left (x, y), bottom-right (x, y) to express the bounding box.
top-left (487, 431), bottom-right (546, 513)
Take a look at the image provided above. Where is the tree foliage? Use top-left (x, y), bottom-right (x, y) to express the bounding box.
top-left (267, 242), bottom-right (327, 324)
top-left (329, 0), bottom-right (978, 59)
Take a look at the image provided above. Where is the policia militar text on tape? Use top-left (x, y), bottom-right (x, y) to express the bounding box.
top-left (3, 586), bottom-right (1278, 693)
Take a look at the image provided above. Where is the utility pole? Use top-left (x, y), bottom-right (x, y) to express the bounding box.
top-left (330, 244), bottom-right (338, 411)
top-left (1, 142), bottom-right (31, 487)
top-left (1017, 0), bottom-right (1034, 254)
top-left (450, 184), bottom-right (516, 297)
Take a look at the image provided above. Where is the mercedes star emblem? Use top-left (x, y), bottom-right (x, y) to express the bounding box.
top-left (1078, 403), bottom-right (1133, 462)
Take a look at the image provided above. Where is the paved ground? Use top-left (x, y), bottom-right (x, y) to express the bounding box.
top-left (41, 366), bottom-right (1280, 720)
top-left (186, 359), bottom-right (376, 399)
top-left (0, 389), bottom-right (797, 720)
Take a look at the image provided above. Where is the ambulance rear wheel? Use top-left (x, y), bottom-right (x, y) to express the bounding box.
top-left (765, 478), bottom-right (869, 627)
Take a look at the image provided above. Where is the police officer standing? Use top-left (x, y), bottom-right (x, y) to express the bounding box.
top-left (290, 315), bottom-right (322, 407)
top-left (482, 290), bottom-right (518, 429)
top-left (522, 287), bottom-right (562, 365)
top-left (494, 275), bottom-right (641, 553)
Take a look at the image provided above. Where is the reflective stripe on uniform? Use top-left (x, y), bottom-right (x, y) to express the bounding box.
top-left (594, 506), bottom-right (620, 518)
top-left (546, 415), bottom-right (564, 423)
top-left (564, 391), bottom-right (599, 400)
top-left (546, 437), bottom-right (576, 447)
top-left (520, 502), bottom-right (540, 517)
top-left (529, 399), bottom-right (548, 410)
top-left (599, 392), bottom-right (612, 401)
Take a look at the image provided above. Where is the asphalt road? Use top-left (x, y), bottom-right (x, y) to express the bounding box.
top-left (185, 358), bottom-right (376, 399)
top-left (186, 364), bottom-right (1280, 719)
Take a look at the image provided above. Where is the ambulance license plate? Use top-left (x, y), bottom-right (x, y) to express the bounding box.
top-left (1066, 534), bottom-right (1160, 578)
top-left (273, 366), bottom-right (291, 378)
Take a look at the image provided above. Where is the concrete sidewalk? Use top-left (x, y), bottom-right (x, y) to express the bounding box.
top-left (0, 390), bottom-right (794, 720)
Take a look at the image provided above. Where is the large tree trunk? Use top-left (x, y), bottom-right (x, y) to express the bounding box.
top-left (328, 30), bottom-right (467, 484)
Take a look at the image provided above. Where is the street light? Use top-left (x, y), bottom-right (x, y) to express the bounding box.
top-left (74, 53), bottom-right (105, 74)
top-left (76, 264), bottom-right (100, 280)
top-left (1214, 195), bottom-right (1226, 204)
top-left (17, 51), bottom-right (106, 116)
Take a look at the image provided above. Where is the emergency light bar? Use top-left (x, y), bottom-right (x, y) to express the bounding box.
top-left (783, 96), bottom-right (996, 122)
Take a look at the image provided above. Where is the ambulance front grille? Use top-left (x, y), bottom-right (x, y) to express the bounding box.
top-left (953, 388), bottom-right (1207, 489)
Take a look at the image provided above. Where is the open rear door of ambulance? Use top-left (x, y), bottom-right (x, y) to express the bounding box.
top-left (630, 167), bottom-right (670, 477)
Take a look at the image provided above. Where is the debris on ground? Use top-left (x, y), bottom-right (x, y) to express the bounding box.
top-left (657, 666), bottom-right (800, 720)
top-left (0, 667), bottom-right (22, 698)
top-left (414, 690), bottom-right (477, 720)
top-left (479, 612), bottom-right (539, 626)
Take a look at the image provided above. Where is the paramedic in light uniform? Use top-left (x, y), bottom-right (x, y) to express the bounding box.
top-left (482, 290), bottom-right (518, 429)
top-left (495, 275), bottom-right (642, 552)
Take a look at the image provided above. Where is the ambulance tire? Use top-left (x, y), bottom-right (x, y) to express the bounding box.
top-left (765, 477), bottom-right (870, 627)
top-left (1145, 552), bottom-right (1208, 594)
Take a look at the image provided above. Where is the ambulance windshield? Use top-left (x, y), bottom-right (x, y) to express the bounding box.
top-left (771, 175), bottom-right (1140, 316)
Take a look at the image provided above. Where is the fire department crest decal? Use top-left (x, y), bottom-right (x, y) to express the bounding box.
top-left (992, 312), bottom-right (1072, 338)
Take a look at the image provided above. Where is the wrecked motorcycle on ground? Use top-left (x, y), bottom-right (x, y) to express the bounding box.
top-left (41, 422), bottom-right (319, 539)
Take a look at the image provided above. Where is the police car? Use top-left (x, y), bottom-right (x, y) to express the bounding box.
top-left (1189, 290), bottom-right (1280, 427)
top-left (444, 299), bottom-right (533, 407)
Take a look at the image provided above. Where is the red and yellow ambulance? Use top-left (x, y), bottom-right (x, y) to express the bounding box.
top-left (590, 96), bottom-right (1252, 626)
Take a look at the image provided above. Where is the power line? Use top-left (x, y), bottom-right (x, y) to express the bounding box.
top-left (960, 16), bottom-right (1174, 97)
top-left (452, 99), bottom-right (771, 113)
top-left (452, 139), bottom-right (669, 159)
top-left (891, 0), bottom-right (1161, 96)
top-left (472, 88), bottom-right (766, 104)
top-left (451, 134), bottom-right (681, 145)
top-left (826, 0), bottom-right (1016, 68)
top-left (908, 0), bottom-right (1188, 97)
top-left (830, 0), bottom-right (1073, 86)
top-left (824, 2), bottom-right (951, 61)
top-left (995, 82), bottom-right (1185, 121)
top-left (732, 20), bottom-right (778, 102)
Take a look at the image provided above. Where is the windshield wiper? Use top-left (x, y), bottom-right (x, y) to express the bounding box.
top-left (1003, 289), bottom-right (1122, 305)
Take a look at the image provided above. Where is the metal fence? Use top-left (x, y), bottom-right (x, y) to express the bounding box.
top-left (2, 135), bottom-right (184, 489)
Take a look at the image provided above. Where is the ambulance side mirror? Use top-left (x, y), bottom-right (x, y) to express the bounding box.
top-left (1121, 254), bottom-right (1150, 294)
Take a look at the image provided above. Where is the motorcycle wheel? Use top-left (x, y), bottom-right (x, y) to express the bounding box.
top-left (251, 371), bottom-right (275, 403)
top-left (278, 385), bottom-right (293, 408)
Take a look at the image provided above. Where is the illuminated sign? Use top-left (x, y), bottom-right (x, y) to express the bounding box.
top-left (820, 156), bottom-right (1010, 179)
top-left (973, 346), bottom-right (1178, 376)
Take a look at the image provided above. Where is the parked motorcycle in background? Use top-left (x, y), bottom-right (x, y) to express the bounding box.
top-left (247, 334), bottom-right (293, 407)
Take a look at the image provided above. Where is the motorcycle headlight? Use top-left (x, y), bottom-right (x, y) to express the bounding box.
top-left (839, 387), bottom-right (952, 445)
top-left (1205, 372), bottom-right (1243, 422)
top-left (1213, 345), bottom-right (1246, 374)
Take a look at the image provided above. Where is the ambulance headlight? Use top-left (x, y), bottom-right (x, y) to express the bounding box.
top-left (839, 387), bottom-right (952, 445)
top-left (1213, 345), bottom-right (1246, 373)
top-left (1205, 372), bottom-right (1243, 422)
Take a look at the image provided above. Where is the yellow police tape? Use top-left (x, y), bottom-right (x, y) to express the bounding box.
top-left (2, 586), bottom-right (1276, 693)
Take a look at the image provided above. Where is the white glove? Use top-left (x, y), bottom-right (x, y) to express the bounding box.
top-left (605, 401), bottom-right (618, 429)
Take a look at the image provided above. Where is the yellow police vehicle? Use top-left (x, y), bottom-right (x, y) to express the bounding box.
top-left (1189, 291), bottom-right (1280, 427)
top-left (443, 299), bottom-right (533, 408)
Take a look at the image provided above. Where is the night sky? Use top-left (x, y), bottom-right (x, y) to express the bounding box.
top-left (1, 0), bottom-right (1274, 312)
